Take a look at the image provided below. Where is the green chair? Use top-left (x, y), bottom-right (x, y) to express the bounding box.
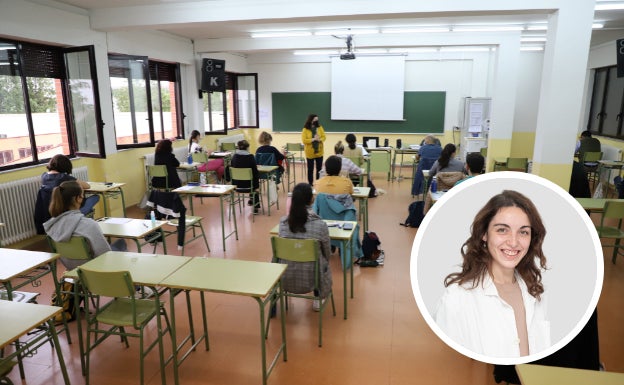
top-left (147, 164), bottom-right (170, 191)
top-left (270, 236), bottom-right (335, 347)
top-left (221, 142), bottom-right (236, 152)
top-left (77, 267), bottom-right (168, 385)
top-left (369, 150), bottom-right (392, 181)
top-left (505, 157), bottom-right (529, 172)
top-left (0, 360), bottom-right (16, 385)
top-left (595, 200), bottom-right (624, 264)
top-left (580, 151), bottom-right (602, 189)
top-left (229, 167), bottom-right (264, 221)
top-left (285, 142), bottom-right (305, 178)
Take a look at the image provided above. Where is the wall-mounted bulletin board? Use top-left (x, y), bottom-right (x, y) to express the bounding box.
top-left (271, 91), bottom-right (445, 133)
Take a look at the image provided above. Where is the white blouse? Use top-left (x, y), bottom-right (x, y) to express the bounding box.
top-left (434, 273), bottom-right (550, 358)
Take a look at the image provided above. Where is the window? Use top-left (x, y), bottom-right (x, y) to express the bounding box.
top-left (0, 39), bottom-right (104, 170)
top-left (588, 65), bottom-right (624, 138)
top-left (109, 55), bottom-right (183, 148)
top-left (202, 72), bottom-right (258, 134)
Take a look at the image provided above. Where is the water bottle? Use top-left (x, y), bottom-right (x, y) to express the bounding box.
top-left (431, 177), bottom-right (437, 193)
top-left (200, 172), bottom-right (206, 185)
top-left (187, 153), bottom-right (193, 164)
top-left (150, 210), bottom-right (156, 227)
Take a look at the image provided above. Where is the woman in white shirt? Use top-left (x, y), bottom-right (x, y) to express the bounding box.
top-left (188, 129), bottom-right (225, 180)
top-left (435, 190), bottom-right (550, 358)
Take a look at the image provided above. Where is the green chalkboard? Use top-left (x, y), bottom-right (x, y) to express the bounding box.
top-left (271, 91), bottom-right (445, 133)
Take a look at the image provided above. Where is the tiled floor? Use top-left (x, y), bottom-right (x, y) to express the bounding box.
top-left (5, 166), bottom-right (624, 385)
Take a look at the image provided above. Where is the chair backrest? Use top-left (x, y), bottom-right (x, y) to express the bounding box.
top-left (579, 137), bottom-right (601, 154)
top-left (286, 143), bottom-right (303, 153)
top-left (480, 147), bottom-right (488, 157)
top-left (229, 167), bottom-right (253, 184)
top-left (147, 164), bottom-right (169, 190)
top-left (47, 236), bottom-right (92, 263)
top-left (221, 142), bottom-right (236, 151)
top-left (271, 236), bottom-right (319, 263)
top-left (581, 151), bottom-right (602, 163)
top-left (77, 268), bottom-right (135, 298)
top-left (602, 200), bottom-right (624, 220)
top-left (192, 152), bottom-right (209, 163)
top-left (255, 152), bottom-right (277, 166)
top-left (505, 157), bottom-right (528, 172)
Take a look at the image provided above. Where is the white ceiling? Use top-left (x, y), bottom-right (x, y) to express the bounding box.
top-left (29, 0), bottom-right (624, 53)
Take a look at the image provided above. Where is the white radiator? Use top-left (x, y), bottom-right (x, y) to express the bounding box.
top-left (216, 134), bottom-right (244, 149)
top-left (0, 166), bottom-right (88, 245)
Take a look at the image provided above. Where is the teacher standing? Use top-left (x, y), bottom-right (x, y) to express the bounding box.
top-left (302, 114), bottom-right (326, 185)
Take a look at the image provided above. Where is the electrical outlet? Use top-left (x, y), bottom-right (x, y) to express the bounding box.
top-left (453, 126), bottom-right (461, 131)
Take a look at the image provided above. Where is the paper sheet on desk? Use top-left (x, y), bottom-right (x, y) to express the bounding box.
top-left (176, 185), bottom-right (195, 191)
top-left (102, 218), bottom-right (132, 224)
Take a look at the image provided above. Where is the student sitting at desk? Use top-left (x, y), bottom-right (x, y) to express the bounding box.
top-left (314, 155), bottom-right (354, 195)
top-left (278, 183), bottom-right (332, 311)
top-left (34, 154), bottom-right (99, 234)
top-left (44, 181), bottom-right (126, 270)
top-left (153, 139), bottom-right (182, 189)
top-left (256, 131), bottom-right (285, 183)
top-left (230, 139), bottom-right (261, 214)
top-left (429, 143), bottom-right (465, 177)
top-left (189, 129), bottom-right (225, 180)
top-left (343, 133), bottom-right (367, 165)
top-left (319, 141), bottom-right (362, 180)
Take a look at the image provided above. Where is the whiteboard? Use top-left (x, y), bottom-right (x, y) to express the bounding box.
top-left (331, 56), bottom-right (405, 121)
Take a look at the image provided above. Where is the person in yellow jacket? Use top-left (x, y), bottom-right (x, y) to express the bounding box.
top-left (302, 113), bottom-right (326, 185)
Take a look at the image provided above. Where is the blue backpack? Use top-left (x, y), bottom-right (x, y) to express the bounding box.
top-left (402, 201), bottom-right (424, 228)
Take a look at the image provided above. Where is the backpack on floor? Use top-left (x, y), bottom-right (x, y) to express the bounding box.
top-left (359, 231), bottom-right (385, 267)
top-left (402, 201), bottom-right (424, 228)
top-left (367, 179), bottom-right (378, 198)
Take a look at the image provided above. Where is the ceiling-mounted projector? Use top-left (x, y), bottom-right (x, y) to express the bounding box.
top-left (340, 52), bottom-right (355, 60)
top-left (340, 34), bottom-right (355, 60)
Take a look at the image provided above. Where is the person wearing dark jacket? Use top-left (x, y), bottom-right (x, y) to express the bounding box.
top-left (152, 139), bottom-right (182, 189)
top-left (230, 139), bottom-right (261, 214)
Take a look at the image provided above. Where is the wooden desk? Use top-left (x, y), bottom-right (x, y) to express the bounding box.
top-left (65, 251), bottom-right (193, 383)
top-left (352, 187), bottom-right (370, 232)
top-left (160, 257), bottom-right (287, 385)
top-left (0, 301), bottom-right (70, 385)
top-left (270, 220), bottom-right (357, 320)
top-left (258, 165), bottom-right (280, 216)
top-left (173, 184), bottom-right (238, 251)
top-left (392, 148), bottom-right (419, 181)
top-left (85, 181), bottom-right (127, 217)
top-left (97, 217), bottom-right (168, 254)
top-left (0, 249), bottom-right (67, 379)
top-left (516, 364), bottom-right (624, 385)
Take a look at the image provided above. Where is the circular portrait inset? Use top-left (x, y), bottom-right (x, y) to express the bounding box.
top-left (410, 172), bottom-right (603, 365)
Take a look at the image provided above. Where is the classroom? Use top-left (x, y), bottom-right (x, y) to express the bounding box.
top-left (1, 1), bottom-right (623, 384)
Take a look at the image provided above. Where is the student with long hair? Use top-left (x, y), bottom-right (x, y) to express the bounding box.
top-left (44, 181), bottom-right (126, 269)
top-left (278, 183), bottom-right (332, 311)
top-left (188, 129), bottom-right (225, 180)
top-left (435, 190), bottom-right (550, 357)
top-left (34, 154), bottom-right (99, 234)
top-left (302, 114), bottom-right (326, 185)
top-left (153, 139), bottom-right (182, 189)
top-left (429, 143), bottom-right (464, 177)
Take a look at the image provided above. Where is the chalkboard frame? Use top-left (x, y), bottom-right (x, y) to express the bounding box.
top-left (271, 91), bottom-right (445, 133)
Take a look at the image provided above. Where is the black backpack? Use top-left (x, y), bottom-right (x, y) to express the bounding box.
top-left (401, 201), bottom-right (424, 228)
top-left (367, 179), bottom-right (377, 198)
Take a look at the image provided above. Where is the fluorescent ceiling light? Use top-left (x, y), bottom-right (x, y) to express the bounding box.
top-left (453, 26), bottom-right (523, 32)
top-left (293, 50), bottom-right (339, 56)
top-left (520, 46), bottom-right (544, 52)
top-left (592, 23), bottom-right (605, 29)
top-left (251, 31), bottom-right (312, 38)
top-left (526, 25), bottom-right (548, 31)
top-left (355, 49), bottom-right (389, 54)
top-left (595, 3), bottom-right (624, 10)
top-left (314, 28), bottom-right (378, 36)
top-left (382, 27), bottom-right (449, 34)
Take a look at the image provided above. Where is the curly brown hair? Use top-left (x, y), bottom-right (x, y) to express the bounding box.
top-left (444, 190), bottom-right (547, 299)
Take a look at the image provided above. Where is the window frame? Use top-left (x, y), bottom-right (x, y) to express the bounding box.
top-left (587, 64), bottom-right (624, 139)
top-left (202, 72), bottom-right (258, 135)
top-left (0, 38), bottom-right (105, 171)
